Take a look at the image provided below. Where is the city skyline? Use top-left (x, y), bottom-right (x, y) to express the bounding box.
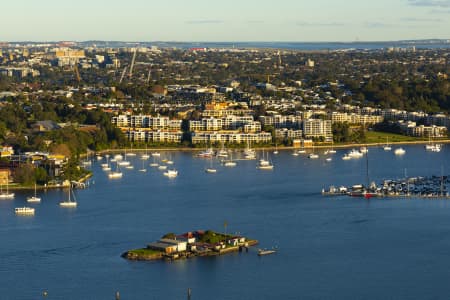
top-left (1, 0), bottom-right (450, 42)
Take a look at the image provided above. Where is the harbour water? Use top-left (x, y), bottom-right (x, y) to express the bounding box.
top-left (1, 145), bottom-right (450, 299)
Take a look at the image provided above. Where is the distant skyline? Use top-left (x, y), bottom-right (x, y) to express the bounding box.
top-left (1, 0), bottom-right (450, 42)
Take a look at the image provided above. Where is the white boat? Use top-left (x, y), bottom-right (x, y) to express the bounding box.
top-left (96, 155), bottom-right (103, 161)
top-left (15, 207), bottom-right (35, 215)
top-left (360, 147), bottom-right (368, 154)
top-left (394, 147), bottom-right (406, 155)
top-left (141, 146), bottom-right (150, 160)
top-left (223, 153), bottom-right (237, 167)
top-left (383, 138), bottom-right (392, 151)
top-left (151, 152), bottom-right (161, 157)
top-left (158, 165), bottom-right (168, 170)
top-left (108, 163), bottom-right (123, 179)
top-left (101, 163), bottom-right (108, 168)
top-left (326, 157), bottom-right (332, 162)
top-left (257, 248), bottom-right (277, 256)
top-left (425, 143), bottom-right (441, 152)
top-left (102, 166), bottom-right (111, 171)
top-left (138, 159), bottom-right (147, 172)
top-left (292, 151), bottom-right (299, 156)
top-left (308, 153), bottom-right (319, 159)
top-left (197, 148), bottom-right (214, 158)
top-left (298, 149), bottom-right (306, 154)
top-left (149, 162), bottom-right (159, 167)
top-left (243, 142), bottom-right (256, 159)
top-left (125, 165), bottom-right (134, 169)
top-left (117, 160), bottom-right (130, 166)
top-left (114, 154), bottom-right (123, 161)
top-left (273, 144), bottom-right (279, 155)
top-left (108, 171), bottom-right (123, 178)
top-left (163, 169), bottom-right (178, 178)
top-left (431, 144), bottom-right (442, 152)
top-left (205, 168), bottom-right (217, 173)
top-left (342, 154), bottom-right (351, 160)
top-left (348, 149), bottom-right (364, 158)
top-left (126, 146), bottom-right (136, 157)
top-left (0, 174), bottom-right (15, 199)
top-left (59, 187), bottom-right (77, 208)
top-left (257, 151), bottom-right (274, 170)
top-left (223, 160), bottom-right (237, 167)
top-left (27, 184), bottom-right (41, 203)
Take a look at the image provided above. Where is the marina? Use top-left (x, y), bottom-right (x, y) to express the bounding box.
top-left (2, 145), bottom-right (450, 299)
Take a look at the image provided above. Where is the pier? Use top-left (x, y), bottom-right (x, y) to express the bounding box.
top-left (323, 175), bottom-right (450, 199)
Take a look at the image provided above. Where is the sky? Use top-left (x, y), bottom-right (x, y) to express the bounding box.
top-left (1, 0), bottom-right (449, 42)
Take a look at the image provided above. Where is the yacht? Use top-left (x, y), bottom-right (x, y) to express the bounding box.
top-left (298, 149), bottom-right (306, 154)
top-left (394, 147), bottom-right (406, 155)
top-left (0, 174), bottom-right (15, 199)
top-left (117, 160), bottom-right (130, 166)
top-left (342, 154), bottom-right (351, 160)
top-left (197, 148), bottom-right (214, 158)
top-left (325, 157), bottom-right (332, 162)
top-left (257, 152), bottom-right (274, 170)
top-left (308, 153), bottom-right (319, 159)
top-left (15, 207), bottom-right (35, 215)
top-left (27, 184), bottom-right (41, 203)
top-left (205, 168), bottom-right (217, 173)
top-left (292, 151), bottom-right (299, 156)
top-left (163, 169), bottom-right (178, 178)
top-left (257, 248), bottom-right (277, 256)
top-left (383, 138), bottom-right (392, 151)
top-left (223, 160), bottom-right (237, 167)
top-left (348, 149), bottom-right (364, 158)
top-left (151, 152), bottom-right (161, 157)
top-left (113, 154), bottom-right (123, 161)
top-left (59, 188), bottom-right (77, 208)
top-left (360, 147), bottom-right (368, 154)
top-left (158, 165), bottom-right (168, 170)
top-left (108, 164), bottom-right (123, 179)
top-left (140, 146), bottom-right (150, 160)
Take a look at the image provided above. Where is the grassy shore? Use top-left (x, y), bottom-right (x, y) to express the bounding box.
top-left (96, 134), bottom-right (450, 153)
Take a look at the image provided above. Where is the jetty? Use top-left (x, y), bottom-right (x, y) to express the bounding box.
top-left (122, 230), bottom-right (258, 261)
top-left (323, 175), bottom-right (450, 199)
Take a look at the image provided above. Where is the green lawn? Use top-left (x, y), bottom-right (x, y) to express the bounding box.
top-left (365, 131), bottom-right (428, 143)
top-left (128, 248), bottom-right (163, 256)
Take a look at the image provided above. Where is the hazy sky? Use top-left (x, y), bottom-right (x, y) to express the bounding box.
top-left (1, 0), bottom-right (449, 42)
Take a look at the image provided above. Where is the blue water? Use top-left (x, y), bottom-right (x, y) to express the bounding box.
top-left (154, 41), bottom-right (450, 50)
top-left (1, 145), bottom-right (450, 299)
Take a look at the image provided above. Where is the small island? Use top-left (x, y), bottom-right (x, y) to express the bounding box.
top-left (122, 230), bottom-right (258, 261)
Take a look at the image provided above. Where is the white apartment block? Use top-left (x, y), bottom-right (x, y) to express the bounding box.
top-left (329, 112), bottom-right (384, 125)
top-left (189, 117), bottom-right (260, 131)
top-left (243, 122), bottom-right (262, 133)
top-left (126, 130), bottom-right (183, 143)
top-left (112, 115), bottom-right (182, 130)
top-left (407, 125), bottom-right (447, 137)
top-left (303, 119), bottom-right (332, 139)
top-left (275, 129), bottom-right (303, 140)
top-left (259, 115), bottom-right (302, 128)
top-left (427, 114), bottom-right (450, 128)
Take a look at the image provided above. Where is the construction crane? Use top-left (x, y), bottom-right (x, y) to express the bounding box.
top-left (277, 50), bottom-right (282, 68)
top-left (73, 64), bottom-right (81, 83)
top-left (128, 48), bottom-right (137, 79)
top-left (146, 67), bottom-right (152, 84)
top-left (119, 66), bottom-right (127, 84)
